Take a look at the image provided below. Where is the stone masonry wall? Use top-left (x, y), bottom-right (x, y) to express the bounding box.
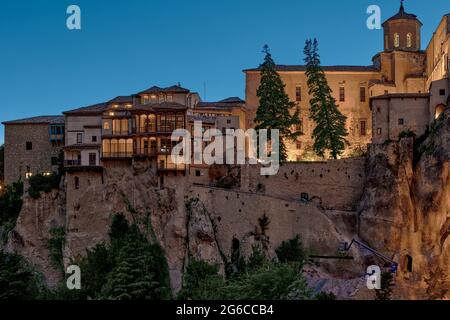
top-left (240, 158), bottom-right (367, 211)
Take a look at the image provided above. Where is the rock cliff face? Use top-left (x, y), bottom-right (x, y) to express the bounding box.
top-left (5, 111), bottom-right (450, 299)
top-left (358, 111), bottom-right (450, 299)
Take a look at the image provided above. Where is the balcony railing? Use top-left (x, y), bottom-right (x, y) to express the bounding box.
top-left (102, 152), bottom-right (133, 158)
top-left (133, 148), bottom-right (158, 157)
top-left (64, 160), bottom-right (81, 166)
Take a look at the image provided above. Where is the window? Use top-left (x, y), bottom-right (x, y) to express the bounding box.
top-left (51, 157), bottom-right (58, 166)
top-left (89, 153), bottom-right (96, 166)
top-left (440, 89), bottom-right (446, 96)
top-left (26, 141), bottom-right (32, 150)
top-left (103, 122), bottom-right (110, 130)
top-left (406, 33), bottom-right (412, 48)
top-left (25, 166), bottom-right (32, 179)
top-left (295, 121), bottom-right (303, 133)
top-left (227, 119), bottom-right (231, 124)
top-left (377, 128), bottom-right (382, 135)
top-left (195, 169), bottom-right (201, 177)
top-left (296, 140), bottom-right (302, 150)
top-left (92, 136), bottom-right (97, 143)
top-left (394, 33), bottom-right (400, 47)
top-left (384, 90), bottom-right (389, 95)
top-left (339, 87), bottom-right (345, 102)
top-left (74, 177), bottom-right (80, 190)
top-left (295, 85), bottom-right (302, 102)
top-left (360, 120), bottom-right (367, 136)
top-left (300, 193), bottom-right (309, 202)
top-left (398, 118), bottom-right (404, 125)
top-left (76, 133), bottom-right (82, 144)
top-left (360, 87), bottom-right (366, 102)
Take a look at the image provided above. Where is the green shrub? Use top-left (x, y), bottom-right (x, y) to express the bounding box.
top-left (398, 129), bottom-right (416, 140)
top-left (0, 180), bottom-right (24, 244)
top-left (28, 173), bottom-right (60, 199)
top-left (47, 227), bottom-right (66, 273)
top-left (0, 250), bottom-right (46, 300)
top-left (276, 235), bottom-right (306, 263)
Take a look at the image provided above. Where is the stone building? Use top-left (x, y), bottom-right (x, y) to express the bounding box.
top-left (244, 4), bottom-right (450, 160)
top-left (2, 116), bottom-right (64, 184)
top-left (62, 85), bottom-right (197, 177)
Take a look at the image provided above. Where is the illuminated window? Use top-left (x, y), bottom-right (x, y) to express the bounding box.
top-left (339, 87), bottom-right (345, 102)
top-left (394, 33), bottom-right (400, 47)
top-left (406, 33), bottom-right (412, 48)
top-left (360, 87), bottom-right (366, 102)
top-left (360, 120), bottom-right (367, 136)
top-left (103, 122), bottom-right (110, 130)
top-left (295, 85), bottom-right (302, 102)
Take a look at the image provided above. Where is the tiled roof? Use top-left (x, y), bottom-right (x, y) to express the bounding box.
top-left (244, 65), bottom-right (378, 72)
top-left (2, 115), bottom-right (64, 125)
top-left (137, 84), bottom-right (190, 95)
top-left (108, 96), bottom-right (133, 104)
top-left (218, 97), bottom-right (245, 104)
top-left (371, 93), bottom-right (430, 100)
top-left (63, 102), bottom-right (108, 115)
top-left (196, 97), bottom-right (245, 109)
top-left (382, 3), bottom-right (422, 26)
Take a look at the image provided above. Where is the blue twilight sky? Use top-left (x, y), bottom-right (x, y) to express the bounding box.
top-left (0, 0), bottom-right (449, 143)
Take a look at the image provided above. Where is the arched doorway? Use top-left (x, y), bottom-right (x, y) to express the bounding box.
top-left (435, 104), bottom-right (446, 119)
top-left (403, 254), bottom-right (413, 273)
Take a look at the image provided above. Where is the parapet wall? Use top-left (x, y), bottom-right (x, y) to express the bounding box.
top-left (240, 158), bottom-right (367, 211)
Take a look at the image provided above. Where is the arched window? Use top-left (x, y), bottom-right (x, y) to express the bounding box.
top-left (394, 33), bottom-right (400, 48)
top-left (406, 33), bottom-right (412, 48)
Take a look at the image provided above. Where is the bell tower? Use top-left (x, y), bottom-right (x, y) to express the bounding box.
top-left (382, 0), bottom-right (422, 52)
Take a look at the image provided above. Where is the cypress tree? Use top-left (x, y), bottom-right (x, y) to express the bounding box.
top-left (304, 39), bottom-right (349, 159)
top-left (255, 45), bottom-right (302, 162)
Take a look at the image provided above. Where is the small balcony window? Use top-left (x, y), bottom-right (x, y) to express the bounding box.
top-left (26, 141), bottom-right (32, 150)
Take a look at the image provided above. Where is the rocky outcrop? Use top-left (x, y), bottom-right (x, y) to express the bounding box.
top-left (5, 187), bottom-right (66, 288)
top-left (358, 111), bottom-right (450, 299)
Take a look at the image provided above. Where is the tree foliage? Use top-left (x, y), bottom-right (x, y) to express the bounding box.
top-left (275, 235), bottom-right (306, 263)
top-left (255, 45), bottom-right (302, 161)
top-left (28, 173), bottom-right (61, 199)
top-left (375, 272), bottom-right (394, 300)
top-left (304, 39), bottom-right (349, 159)
top-left (0, 180), bottom-right (23, 245)
top-left (0, 251), bottom-right (45, 300)
top-left (178, 246), bottom-right (312, 300)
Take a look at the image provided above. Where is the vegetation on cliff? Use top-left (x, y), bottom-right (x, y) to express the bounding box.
top-left (0, 250), bottom-right (47, 299)
top-left (178, 249), bottom-right (312, 300)
top-left (28, 173), bottom-right (61, 199)
top-left (0, 180), bottom-right (23, 245)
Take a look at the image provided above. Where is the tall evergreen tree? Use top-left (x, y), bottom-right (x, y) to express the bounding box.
top-left (255, 45), bottom-right (301, 162)
top-left (304, 39), bottom-right (349, 159)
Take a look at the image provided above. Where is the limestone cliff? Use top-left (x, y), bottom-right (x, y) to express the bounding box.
top-left (358, 110), bottom-right (450, 299)
top-left (5, 110), bottom-right (450, 299)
